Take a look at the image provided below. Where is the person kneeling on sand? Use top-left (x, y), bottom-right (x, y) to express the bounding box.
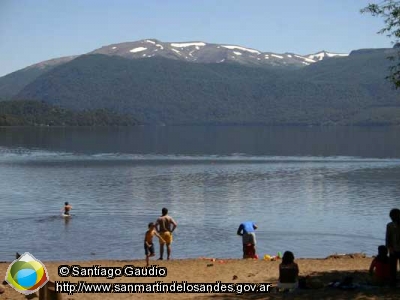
top-left (369, 245), bottom-right (390, 286)
top-left (278, 251), bottom-right (299, 291)
top-left (144, 222), bottom-right (165, 267)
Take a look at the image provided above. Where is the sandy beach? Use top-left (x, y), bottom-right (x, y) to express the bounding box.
top-left (1, 255), bottom-right (400, 300)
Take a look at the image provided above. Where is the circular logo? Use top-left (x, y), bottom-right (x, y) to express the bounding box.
top-left (5, 252), bottom-right (49, 295)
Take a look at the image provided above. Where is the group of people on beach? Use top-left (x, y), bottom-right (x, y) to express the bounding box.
top-left (369, 208), bottom-right (400, 287)
top-left (64, 203), bottom-right (400, 288)
top-left (361, 208), bottom-right (400, 287)
top-left (144, 207), bottom-right (400, 289)
top-left (236, 209), bottom-right (400, 290)
top-left (62, 203), bottom-right (178, 267)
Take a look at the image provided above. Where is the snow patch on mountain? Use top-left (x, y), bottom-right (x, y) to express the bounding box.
top-left (307, 51), bottom-right (349, 61)
top-left (171, 42), bottom-right (206, 48)
top-left (295, 55), bottom-right (316, 63)
top-left (222, 45), bottom-right (261, 54)
top-left (233, 51), bottom-right (242, 56)
top-left (171, 49), bottom-right (181, 55)
top-left (130, 47), bottom-right (147, 53)
top-left (271, 54), bottom-right (283, 59)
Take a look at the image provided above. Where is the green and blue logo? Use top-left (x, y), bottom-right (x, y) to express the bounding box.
top-left (5, 252), bottom-right (49, 295)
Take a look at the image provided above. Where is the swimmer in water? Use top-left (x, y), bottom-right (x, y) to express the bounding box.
top-left (63, 202), bottom-right (72, 215)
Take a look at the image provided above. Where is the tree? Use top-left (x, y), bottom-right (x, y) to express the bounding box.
top-left (361, 1), bottom-right (400, 88)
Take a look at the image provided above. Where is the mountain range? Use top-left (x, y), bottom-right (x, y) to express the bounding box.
top-left (0, 39), bottom-right (346, 100)
top-left (89, 39), bottom-right (348, 67)
top-left (0, 39), bottom-right (399, 126)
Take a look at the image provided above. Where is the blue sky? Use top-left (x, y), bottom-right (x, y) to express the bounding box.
top-left (0, 0), bottom-right (394, 76)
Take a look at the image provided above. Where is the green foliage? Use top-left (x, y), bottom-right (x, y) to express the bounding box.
top-left (0, 100), bottom-right (137, 126)
top-left (0, 68), bottom-right (47, 100)
top-left (361, 0), bottom-right (400, 88)
top-left (13, 53), bottom-right (400, 126)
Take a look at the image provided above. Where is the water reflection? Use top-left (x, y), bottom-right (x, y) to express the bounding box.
top-left (64, 216), bottom-right (70, 227)
top-left (0, 127), bottom-right (400, 261)
top-left (1, 126), bottom-right (400, 158)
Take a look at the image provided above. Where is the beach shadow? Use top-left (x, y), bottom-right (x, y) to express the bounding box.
top-left (207, 270), bottom-right (400, 300)
top-left (25, 292), bottom-right (38, 299)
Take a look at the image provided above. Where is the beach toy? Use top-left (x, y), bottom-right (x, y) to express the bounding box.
top-left (253, 254), bottom-right (259, 259)
top-left (277, 252), bottom-right (282, 259)
top-left (263, 254), bottom-right (271, 261)
top-left (219, 260), bottom-right (225, 264)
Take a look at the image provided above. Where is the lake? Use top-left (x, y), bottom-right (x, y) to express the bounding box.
top-left (0, 126), bottom-right (399, 261)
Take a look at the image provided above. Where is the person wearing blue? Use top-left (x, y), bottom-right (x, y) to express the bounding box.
top-left (237, 221), bottom-right (258, 258)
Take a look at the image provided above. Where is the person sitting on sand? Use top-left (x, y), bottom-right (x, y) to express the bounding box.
top-left (155, 208), bottom-right (177, 260)
top-left (369, 245), bottom-right (390, 286)
top-left (237, 221), bottom-right (258, 258)
top-left (63, 202), bottom-right (72, 215)
top-left (144, 222), bottom-right (165, 267)
top-left (278, 251), bottom-right (299, 291)
top-left (385, 208), bottom-right (400, 287)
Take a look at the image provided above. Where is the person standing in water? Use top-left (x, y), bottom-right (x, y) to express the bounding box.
top-left (63, 202), bottom-right (72, 215)
top-left (155, 208), bottom-right (177, 260)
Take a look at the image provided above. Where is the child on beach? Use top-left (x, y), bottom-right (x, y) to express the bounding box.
top-left (369, 245), bottom-right (390, 286)
top-left (278, 251), bottom-right (299, 291)
top-left (144, 222), bottom-right (165, 266)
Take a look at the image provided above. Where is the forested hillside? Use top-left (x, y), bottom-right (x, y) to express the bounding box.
top-left (13, 51), bottom-right (400, 125)
top-left (0, 100), bottom-right (137, 126)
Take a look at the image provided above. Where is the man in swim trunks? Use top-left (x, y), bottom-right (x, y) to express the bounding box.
top-left (63, 202), bottom-right (72, 215)
top-left (237, 221), bottom-right (258, 258)
top-left (155, 208), bottom-right (177, 260)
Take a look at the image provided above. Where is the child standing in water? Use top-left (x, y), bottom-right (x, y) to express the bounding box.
top-left (63, 202), bottom-right (72, 215)
top-left (369, 245), bottom-right (390, 286)
top-left (144, 222), bottom-right (165, 266)
top-left (278, 251), bottom-right (299, 291)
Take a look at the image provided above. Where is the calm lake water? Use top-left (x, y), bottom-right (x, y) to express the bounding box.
top-left (0, 126), bottom-right (399, 262)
